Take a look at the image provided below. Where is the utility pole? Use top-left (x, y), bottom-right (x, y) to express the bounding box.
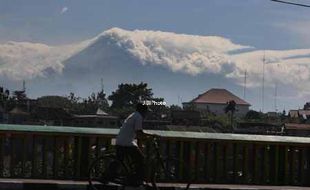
top-left (243, 70), bottom-right (247, 100)
top-left (262, 52), bottom-right (265, 113)
top-left (274, 82), bottom-right (278, 112)
top-left (22, 80), bottom-right (26, 92)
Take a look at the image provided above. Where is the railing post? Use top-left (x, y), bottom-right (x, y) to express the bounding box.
top-left (0, 135), bottom-right (3, 178)
top-left (273, 145), bottom-right (280, 185)
top-left (300, 147), bottom-right (307, 185)
top-left (64, 137), bottom-right (69, 179)
top-left (42, 136), bottom-right (49, 178)
top-left (31, 135), bottom-right (37, 178)
top-left (74, 136), bottom-right (82, 179)
top-left (233, 143), bottom-right (238, 184)
top-left (242, 144), bottom-right (249, 184)
top-left (207, 142), bottom-right (215, 183)
top-left (177, 141), bottom-right (184, 180)
top-left (80, 136), bottom-right (90, 179)
top-left (284, 145), bottom-right (290, 185)
top-left (263, 145), bottom-right (270, 184)
top-left (215, 143), bottom-right (220, 183)
top-left (53, 136), bottom-right (59, 179)
top-left (253, 144), bottom-right (260, 184)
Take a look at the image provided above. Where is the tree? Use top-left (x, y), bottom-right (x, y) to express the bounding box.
top-left (108, 83), bottom-right (153, 109)
top-left (225, 100), bottom-right (236, 130)
top-left (108, 82), bottom-right (167, 119)
top-left (183, 102), bottom-right (197, 111)
top-left (304, 102), bottom-right (310, 110)
top-left (13, 90), bottom-right (27, 101)
top-left (67, 92), bottom-right (80, 104)
top-left (147, 97), bottom-right (169, 120)
top-left (80, 90), bottom-right (109, 114)
top-left (37, 96), bottom-right (72, 108)
top-left (96, 90), bottom-right (109, 111)
top-left (0, 87), bottom-right (9, 106)
top-left (245, 110), bottom-right (263, 120)
top-left (170, 105), bottom-right (182, 111)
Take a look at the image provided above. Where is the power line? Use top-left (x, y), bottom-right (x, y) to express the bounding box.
top-left (271, 0), bottom-right (310, 8)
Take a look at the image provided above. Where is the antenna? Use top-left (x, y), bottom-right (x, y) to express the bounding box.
top-left (274, 64), bottom-right (279, 112)
top-left (22, 80), bottom-right (26, 92)
top-left (274, 82), bottom-right (277, 112)
top-left (100, 78), bottom-right (104, 93)
top-left (262, 51), bottom-right (265, 113)
top-left (243, 70), bottom-right (247, 100)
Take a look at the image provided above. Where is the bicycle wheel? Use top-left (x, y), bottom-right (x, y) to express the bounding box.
top-left (152, 158), bottom-right (191, 189)
top-left (88, 155), bottom-right (128, 190)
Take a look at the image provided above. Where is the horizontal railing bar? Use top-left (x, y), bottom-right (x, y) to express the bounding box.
top-left (1, 124), bottom-right (310, 145)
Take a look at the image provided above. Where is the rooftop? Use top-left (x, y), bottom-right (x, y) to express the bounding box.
top-left (187, 88), bottom-right (250, 106)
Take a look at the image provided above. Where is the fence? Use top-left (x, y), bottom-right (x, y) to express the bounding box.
top-left (0, 124), bottom-right (309, 186)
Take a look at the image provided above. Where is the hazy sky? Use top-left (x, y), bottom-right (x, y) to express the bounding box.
top-left (1, 0), bottom-right (310, 48)
top-left (1, 0), bottom-right (310, 112)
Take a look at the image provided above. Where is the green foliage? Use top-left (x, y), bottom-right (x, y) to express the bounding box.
top-left (207, 113), bottom-right (230, 126)
top-left (245, 110), bottom-right (262, 119)
top-left (0, 88), bottom-right (14, 111)
top-left (78, 90), bottom-right (109, 114)
top-left (36, 91), bottom-right (109, 115)
top-left (224, 100), bottom-right (236, 113)
top-left (170, 104), bottom-right (182, 111)
top-left (108, 82), bottom-right (153, 109)
top-left (148, 98), bottom-right (170, 120)
top-left (183, 102), bottom-right (197, 111)
top-left (13, 90), bottom-right (27, 101)
top-left (108, 83), bottom-right (168, 119)
top-left (37, 96), bottom-right (72, 108)
top-left (110, 106), bottom-right (136, 119)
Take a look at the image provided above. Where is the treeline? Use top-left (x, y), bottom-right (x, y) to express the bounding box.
top-left (0, 82), bottom-right (180, 120)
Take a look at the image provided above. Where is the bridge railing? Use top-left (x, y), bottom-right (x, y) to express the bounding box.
top-left (0, 124), bottom-right (310, 186)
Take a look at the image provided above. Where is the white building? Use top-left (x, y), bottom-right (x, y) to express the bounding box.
top-left (182, 88), bottom-right (251, 117)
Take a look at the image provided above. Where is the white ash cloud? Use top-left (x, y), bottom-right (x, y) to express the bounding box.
top-left (1, 27), bottom-right (310, 95)
top-left (0, 39), bottom-right (92, 80)
top-left (230, 49), bottom-right (310, 94)
top-left (102, 28), bottom-right (250, 75)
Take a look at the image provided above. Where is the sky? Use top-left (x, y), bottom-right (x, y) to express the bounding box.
top-left (1, 0), bottom-right (310, 112)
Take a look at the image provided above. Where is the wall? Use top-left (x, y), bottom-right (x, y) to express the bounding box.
top-left (184, 103), bottom-right (249, 117)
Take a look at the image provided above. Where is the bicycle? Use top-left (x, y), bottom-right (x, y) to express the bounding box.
top-left (88, 136), bottom-right (192, 190)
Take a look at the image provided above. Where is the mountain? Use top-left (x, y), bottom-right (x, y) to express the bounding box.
top-left (54, 28), bottom-right (247, 104)
top-left (1, 27), bottom-right (310, 109)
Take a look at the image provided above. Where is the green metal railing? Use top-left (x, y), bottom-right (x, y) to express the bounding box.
top-left (0, 124), bottom-right (310, 186)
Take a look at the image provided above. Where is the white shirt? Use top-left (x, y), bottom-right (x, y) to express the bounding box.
top-left (116, 111), bottom-right (143, 146)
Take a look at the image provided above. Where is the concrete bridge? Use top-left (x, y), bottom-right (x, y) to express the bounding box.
top-left (0, 124), bottom-right (310, 189)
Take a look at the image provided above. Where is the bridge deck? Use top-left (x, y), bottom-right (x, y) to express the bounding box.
top-left (0, 179), bottom-right (310, 190)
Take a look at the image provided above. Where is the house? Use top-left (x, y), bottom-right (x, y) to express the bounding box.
top-left (234, 122), bottom-right (283, 135)
top-left (182, 88), bottom-right (251, 116)
top-left (8, 106), bottom-right (30, 124)
top-left (71, 109), bottom-right (119, 128)
top-left (284, 123), bottom-right (310, 136)
top-left (288, 109), bottom-right (310, 123)
top-left (30, 106), bottom-right (72, 126)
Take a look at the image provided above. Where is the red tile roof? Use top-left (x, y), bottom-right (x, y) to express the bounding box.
top-left (285, 123), bottom-right (310, 130)
top-left (190, 88), bottom-right (250, 106)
